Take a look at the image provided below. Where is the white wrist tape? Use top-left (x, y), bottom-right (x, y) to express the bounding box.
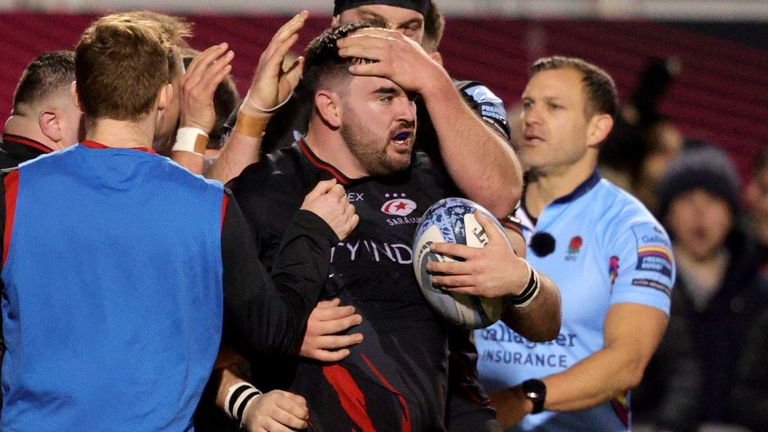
top-left (172, 127), bottom-right (208, 154)
top-left (242, 89), bottom-right (294, 114)
top-left (224, 382), bottom-right (262, 422)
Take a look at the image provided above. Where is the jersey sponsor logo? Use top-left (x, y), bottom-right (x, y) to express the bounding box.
top-left (347, 192), bottom-right (365, 202)
top-left (631, 278), bottom-right (672, 296)
top-left (636, 245), bottom-right (673, 277)
top-left (478, 325), bottom-right (579, 349)
top-left (565, 236), bottom-right (582, 261)
top-left (609, 256), bottom-right (620, 287)
top-left (632, 225), bottom-right (673, 278)
top-left (331, 240), bottom-right (413, 264)
top-left (381, 193), bottom-right (417, 217)
top-left (480, 349), bottom-right (570, 368)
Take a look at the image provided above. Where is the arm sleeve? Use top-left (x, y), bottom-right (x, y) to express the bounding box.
top-left (220, 191), bottom-right (339, 360)
top-left (609, 221), bottom-right (674, 315)
top-left (456, 80), bottom-right (511, 141)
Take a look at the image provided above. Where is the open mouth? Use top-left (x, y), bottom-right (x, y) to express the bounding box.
top-left (392, 130), bottom-right (414, 147)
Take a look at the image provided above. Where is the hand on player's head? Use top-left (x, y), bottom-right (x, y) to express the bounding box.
top-left (301, 179), bottom-right (359, 240)
top-left (336, 27), bottom-right (441, 94)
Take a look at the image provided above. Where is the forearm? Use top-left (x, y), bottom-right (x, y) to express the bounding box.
top-left (171, 151), bottom-right (205, 175)
top-left (501, 272), bottom-right (561, 342)
top-left (222, 204), bottom-right (337, 359)
top-left (206, 131), bottom-right (262, 183)
top-left (540, 345), bottom-right (646, 412)
top-left (492, 344), bottom-right (644, 428)
top-left (215, 366), bottom-right (251, 411)
top-left (421, 76), bottom-right (522, 216)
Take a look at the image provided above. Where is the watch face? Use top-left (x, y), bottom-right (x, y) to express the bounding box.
top-left (522, 379), bottom-right (546, 413)
top-left (523, 379), bottom-right (546, 395)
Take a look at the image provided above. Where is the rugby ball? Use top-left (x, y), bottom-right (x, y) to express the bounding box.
top-left (412, 197), bottom-right (503, 329)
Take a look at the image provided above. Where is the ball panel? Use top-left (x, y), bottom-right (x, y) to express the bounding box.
top-left (412, 197), bottom-right (506, 329)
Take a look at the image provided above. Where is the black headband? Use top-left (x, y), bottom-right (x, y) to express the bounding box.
top-left (333, 0), bottom-right (430, 16)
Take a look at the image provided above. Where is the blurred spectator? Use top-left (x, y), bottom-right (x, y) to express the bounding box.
top-left (599, 57), bottom-right (682, 205)
top-left (635, 147), bottom-right (768, 431)
top-left (743, 143), bottom-right (768, 278)
top-left (730, 307), bottom-right (768, 431)
top-left (632, 117), bottom-right (685, 213)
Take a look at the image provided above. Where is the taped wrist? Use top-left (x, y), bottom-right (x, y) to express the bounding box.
top-left (225, 382), bottom-right (262, 424)
top-left (172, 127), bottom-right (208, 155)
top-left (508, 260), bottom-right (541, 308)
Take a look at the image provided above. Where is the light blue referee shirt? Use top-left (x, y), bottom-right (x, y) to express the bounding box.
top-left (475, 172), bottom-right (674, 431)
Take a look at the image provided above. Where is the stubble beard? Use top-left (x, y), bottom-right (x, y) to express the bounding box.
top-left (340, 112), bottom-right (412, 177)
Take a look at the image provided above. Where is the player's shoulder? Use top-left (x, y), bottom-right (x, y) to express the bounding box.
top-left (594, 178), bottom-right (657, 222)
top-left (454, 79), bottom-right (511, 140)
top-left (228, 143), bottom-right (311, 219)
top-left (231, 143), bottom-right (306, 193)
top-left (591, 178), bottom-right (669, 242)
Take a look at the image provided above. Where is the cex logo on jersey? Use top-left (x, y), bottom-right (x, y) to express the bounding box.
top-left (381, 193), bottom-right (417, 217)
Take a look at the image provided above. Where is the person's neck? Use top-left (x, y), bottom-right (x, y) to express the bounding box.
top-left (85, 117), bottom-right (155, 149)
top-left (304, 117), bottom-right (368, 179)
top-left (675, 246), bottom-right (728, 290)
top-left (524, 157), bottom-right (596, 219)
top-left (3, 115), bottom-right (61, 151)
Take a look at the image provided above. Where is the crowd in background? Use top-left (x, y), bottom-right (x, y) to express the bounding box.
top-left (590, 57), bottom-right (768, 432)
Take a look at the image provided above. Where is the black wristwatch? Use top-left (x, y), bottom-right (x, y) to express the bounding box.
top-left (522, 379), bottom-right (546, 414)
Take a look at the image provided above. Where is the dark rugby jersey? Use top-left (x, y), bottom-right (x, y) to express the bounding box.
top-left (0, 133), bottom-right (52, 169)
top-left (231, 139), bottom-right (459, 431)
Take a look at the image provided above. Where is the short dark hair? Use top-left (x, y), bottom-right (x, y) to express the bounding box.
top-left (531, 56), bottom-right (619, 118)
top-left (12, 51), bottom-right (76, 114)
top-left (76, 15), bottom-right (172, 121)
top-left (302, 22), bottom-right (380, 95)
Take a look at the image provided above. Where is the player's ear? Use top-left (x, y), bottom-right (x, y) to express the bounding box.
top-left (156, 83), bottom-right (173, 112)
top-left (39, 107), bottom-right (63, 143)
top-left (586, 113), bottom-right (613, 148)
top-left (70, 81), bottom-right (82, 112)
top-left (315, 90), bottom-right (342, 129)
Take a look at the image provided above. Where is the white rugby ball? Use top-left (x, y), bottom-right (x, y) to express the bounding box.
top-left (412, 197), bottom-right (503, 329)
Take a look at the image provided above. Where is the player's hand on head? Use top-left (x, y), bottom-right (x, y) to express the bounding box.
top-left (179, 43), bottom-right (235, 133)
top-left (300, 179), bottom-right (359, 240)
top-left (336, 27), bottom-right (442, 94)
top-left (427, 212), bottom-right (529, 298)
top-left (242, 10), bottom-right (307, 116)
top-left (240, 390), bottom-right (308, 432)
top-left (300, 298), bottom-right (364, 362)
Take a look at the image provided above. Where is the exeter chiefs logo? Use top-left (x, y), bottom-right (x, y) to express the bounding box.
top-left (381, 193), bottom-right (417, 216)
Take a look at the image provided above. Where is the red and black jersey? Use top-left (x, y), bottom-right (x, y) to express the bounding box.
top-left (0, 134), bottom-right (52, 170)
top-left (230, 139), bottom-right (460, 431)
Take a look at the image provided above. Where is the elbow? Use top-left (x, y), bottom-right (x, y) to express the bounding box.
top-left (482, 189), bottom-right (519, 218)
top-left (618, 360), bottom-right (649, 392)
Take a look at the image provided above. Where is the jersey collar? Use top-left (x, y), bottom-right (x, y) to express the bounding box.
top-left (2, 133), bottom-right (53, 154)
top-left (297, 138), bottom-right (352, 186)
top-left (520, 170), bottom-right (602, 226)
top-left (81, 140), bottom-right (157, 154)
top-left (552, 170), bottom-right (602, 205)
